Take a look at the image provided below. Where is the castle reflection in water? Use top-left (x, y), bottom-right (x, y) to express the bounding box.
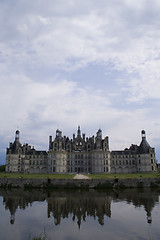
top-left (1, 188), bottom-right (159, 227)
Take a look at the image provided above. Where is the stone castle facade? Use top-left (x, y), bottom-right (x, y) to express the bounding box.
top-left (5, 127), bottom-right (157, 174)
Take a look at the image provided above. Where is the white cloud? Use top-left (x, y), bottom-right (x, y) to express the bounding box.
top-left (1, 0), bottom-right (160, 162)
top-left (1, 71), bottom-right (156, 151)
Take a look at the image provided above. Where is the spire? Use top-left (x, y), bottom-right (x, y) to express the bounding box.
top-left (15, 130), bottom-right (20, 142)
top-left (77, 126), bottom-right (81, 137)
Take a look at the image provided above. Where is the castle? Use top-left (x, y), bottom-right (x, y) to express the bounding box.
top-left (5, 127), bottom-right (157, 174)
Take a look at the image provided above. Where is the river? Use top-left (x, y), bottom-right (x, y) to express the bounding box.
top-left (0, 188), bottom-right (160, 240)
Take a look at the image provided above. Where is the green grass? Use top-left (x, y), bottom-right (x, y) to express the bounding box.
top-left (0, 172), bottom-right (160, 179)
top-left (85, 172), bottom-right (160, 179)
top-left (0, 173), bottom-right (75, 179)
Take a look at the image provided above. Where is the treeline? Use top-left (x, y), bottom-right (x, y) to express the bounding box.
top-left (0, 165), bottom-right (5, 172)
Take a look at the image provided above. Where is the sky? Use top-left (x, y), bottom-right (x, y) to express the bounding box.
top-left (0, 0), bottom-right (160, 164)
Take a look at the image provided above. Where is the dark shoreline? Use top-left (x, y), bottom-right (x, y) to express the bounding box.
top-left (0, 177), bottom-right (160, 189)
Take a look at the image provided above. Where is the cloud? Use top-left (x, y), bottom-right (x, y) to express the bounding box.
top-left (0, 71), bottom-right (155, 151)
top-left (1, 1), bottom-right (160, 70)
top-left (0, 0), bottom-right (160, 163)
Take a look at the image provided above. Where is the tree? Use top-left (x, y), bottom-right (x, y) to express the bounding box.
top-left (0, 164), bottom-right (5, 172)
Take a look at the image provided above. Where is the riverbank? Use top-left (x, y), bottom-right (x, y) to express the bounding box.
top-left (1, 172), bottom-right (160, 179)
top-left (0, 176), bottom-right (160, 189)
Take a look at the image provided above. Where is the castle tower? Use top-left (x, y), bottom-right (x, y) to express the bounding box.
top-left (96, 129), bottom-right (102, 139)
top-left (15, 130), bottom-right (20, 142)
top-left (56, 129), bottom-right (62, 138)
top-left (138, 130), bottom-right (151, 154)
top-left (95, 129), bottom-right (102, 149)
top-left (49, 136), bottom-right (52, 150)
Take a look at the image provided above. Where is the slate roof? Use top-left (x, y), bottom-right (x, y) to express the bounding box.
top-left (138, 139), bottom-right (151, 154)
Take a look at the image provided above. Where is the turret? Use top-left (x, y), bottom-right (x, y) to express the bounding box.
top-left (95, 129), bottom-right (102, 149)
top-left (15, 130), bottom-right (21, 150)
top-left (138, 130), bottom-right (151, 154)
top-left (56, 129), bottom-right (62, 138)
top-left (96, 129), bottom-right (102, 139)
top-left (141, 130), bottom-right (146, 141)
top-left (82, 133), bottom-right (85, 141)
top-left (49, 136), bottom-right (52, 150)
top-left (15, 130), bottom-right (20, 142)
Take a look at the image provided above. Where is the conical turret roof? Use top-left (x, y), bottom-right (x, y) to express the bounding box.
top-left (138, 130), bottom-right (151, 154)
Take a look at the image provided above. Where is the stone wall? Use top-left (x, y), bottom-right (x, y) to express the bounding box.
top-left (0, 178), bottom-right (160, 189)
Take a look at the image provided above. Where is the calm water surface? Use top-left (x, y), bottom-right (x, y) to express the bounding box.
top-left (0, 188), bottom-right (160, 240)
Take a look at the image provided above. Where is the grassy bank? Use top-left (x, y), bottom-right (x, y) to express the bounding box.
top-left (86, 172), bottom-right (160, 179)
top-left (0, 172), bottom-right (160, 179)
top-left (0, 173), bottom-right (75, 179)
